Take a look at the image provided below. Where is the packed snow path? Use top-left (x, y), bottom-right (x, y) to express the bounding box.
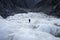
top-left (0, 12), bottom-right (60, 40)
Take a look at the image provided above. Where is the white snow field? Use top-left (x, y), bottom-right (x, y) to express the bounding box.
top-left (0, 12), bottom-right (60, 40)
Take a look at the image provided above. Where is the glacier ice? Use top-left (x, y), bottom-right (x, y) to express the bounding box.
top-left (0, 12), bottom-right (60, 40)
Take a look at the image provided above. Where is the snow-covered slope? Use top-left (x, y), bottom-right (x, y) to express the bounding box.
top-left (0, 12), bottom-right (60, 40)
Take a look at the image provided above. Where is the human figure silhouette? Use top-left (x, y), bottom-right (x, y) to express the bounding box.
top-left (29, 19), bottom-right (31, 23)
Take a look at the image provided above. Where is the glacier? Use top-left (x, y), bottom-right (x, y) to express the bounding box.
top-left (0, 12), bottom-right (60, 40)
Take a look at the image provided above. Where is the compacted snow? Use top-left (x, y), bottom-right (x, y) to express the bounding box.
top-left (0, 12), bottom-right (60, 40)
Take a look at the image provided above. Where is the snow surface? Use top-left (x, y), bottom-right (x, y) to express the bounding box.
top-left (0, 12), bottom-right (60, 40)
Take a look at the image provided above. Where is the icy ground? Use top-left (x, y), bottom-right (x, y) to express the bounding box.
top-left (0, 12), bottom-right (60, 40)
